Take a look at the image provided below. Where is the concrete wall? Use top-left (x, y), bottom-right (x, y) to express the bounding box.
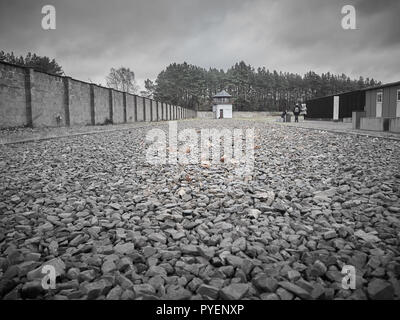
top-left (126, 94), bottom-right (136, 123)
top-left (112, 90), bottom-right (124, 124)
top-left (167, 104), bottom-right (171, 120)
top-left (151, 100), bottom-right (157, 122)
top-left (32, 72), bottom-right (66, 127)
top-left (197, 111), bottom-right (280, 119)
top-left (164, 103), bottom-right (169, 120)
top-left (0, 61), bottom-right (194, 128)
top-left (144, 98), bottom-right (151, 122)
top-left (233, 111), bottom-right (281, 118)
top-left (197, 111), bottom-right (214, 119)
top-left (157, 102), bottom-right (162, 121)
top-left (0, 62), bottom-right (28, 127)
top-left (69, 79), bottom-right (91, 126)
top-left (93, 86), bottom-right (110, 125)
top-left (360, 117), bottom-right (390, 132)
top-left (136, 96), bottom-right (144, 121)
top-left (389, 118), bottom-right (400, 133)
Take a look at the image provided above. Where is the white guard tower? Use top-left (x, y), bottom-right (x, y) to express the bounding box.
top-left (212, 90), bottom-right (233, 119)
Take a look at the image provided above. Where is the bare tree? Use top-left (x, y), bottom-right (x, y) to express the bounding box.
top-left (106, 67), bottom-right (139, 93)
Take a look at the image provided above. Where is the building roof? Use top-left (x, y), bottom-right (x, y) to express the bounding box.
top-left (305, 80), bottom-right (400, 103)
top-left (305, 89), bottom-right (364, 102)
top-left (363, 80), bottom-right (400, 91)
top-left (213, 90), bottom-right (232, 98)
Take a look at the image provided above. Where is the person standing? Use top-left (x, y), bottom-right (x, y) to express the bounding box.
top-left (293, 103), bottom-right (301, 123)
top-left (281, 109), bottom-right (287, 122)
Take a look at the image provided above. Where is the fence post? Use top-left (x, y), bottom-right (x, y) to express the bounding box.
top-left (156, 101), bottom-right (159, 121)
top-left (123, 92), bottom-right (127, 123)
top-left (90, 85), bottom-right (95, 125)
top-left (24, 68), bottom-right (34, 127)
top-left (143, 97), bottom-right (146, 122)
top-left (150, 99), bottom-right (153, 121)
top-left (63, 77), bottom-right (71, 126)
top-left (134, 95), bottom-right (138, 122)
top-left (109, 88), bottom-right (114, 123)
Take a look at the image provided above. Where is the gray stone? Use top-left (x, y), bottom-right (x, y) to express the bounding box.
top-left (181, 244), bottom-right (199, 255)
top-left (260, 292), bottom-right (280, 300)
top-left (166, 285), bottom-right (192, 300)
top-left (102, 260), bottom-right (117, 274)
top-left (197, 284), bottom-right (219, 299)
top-left (310, 260), bottom-right (327, 277)
top-left (114, 243), bottom-right (135, 255)
top-left (367, 279), bottom-right (394, 300)
top-left (323, 230), bottom-right (337, 240)
top-left (148, 233), bottom-right (167, 244)
top-left (252, 274), bottom-right (278, 293)
top-left (278, 281), bottom-right (311, 300)
top-left (219, 283), bottom-right (249, 300)
top-left (134, 284), bottom-right (156, 296)
top-left (106, 286), bottom-right (123, 300)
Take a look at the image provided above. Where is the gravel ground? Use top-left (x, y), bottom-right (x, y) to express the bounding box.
top-left (0, 119), bottom-right (399, 300)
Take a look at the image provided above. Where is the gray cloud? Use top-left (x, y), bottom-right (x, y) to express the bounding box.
top-left (0, 0), bottom-right (399, 88)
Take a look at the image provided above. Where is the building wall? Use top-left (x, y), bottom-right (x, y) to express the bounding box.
top-left (386, 86), bottom-right (399, 118)
top-left (0, 61), bottom-right (193, 128)
top-left (365, 90), bottom-right (374, 117)
top-left (306, 91), bottom-right (365, 120)
top-left (32, 71), bottom-right (66, 127)
top-left (306, 96), bottom-right (334, 119)
top-left (365, 85), bottom-right (400, 118)
top-left (0, 62), bottom-right (27, 127)
top-left (338, 90), bottom-right (365, 118)
top-left (216, 105), bottom-right (233, 118)
top-left (69, 79), bottom-right (91, 126)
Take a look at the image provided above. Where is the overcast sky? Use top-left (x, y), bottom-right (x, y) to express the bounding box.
top-left (0, 0), bottom-right (399, 89)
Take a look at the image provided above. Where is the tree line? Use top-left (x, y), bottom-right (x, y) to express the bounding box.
top-left (0, 51), bottom-right (64, 76)
top-left (148, 61), bottom-right (381, 111)
top-left (0, 50), bottom-right (381, 112)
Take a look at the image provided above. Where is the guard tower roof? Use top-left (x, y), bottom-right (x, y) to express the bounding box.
top-left (213, 90), bottom-right (232, 98)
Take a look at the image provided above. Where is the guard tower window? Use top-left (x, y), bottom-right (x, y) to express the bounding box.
top-left (397, 90), bottom-right (400, 102)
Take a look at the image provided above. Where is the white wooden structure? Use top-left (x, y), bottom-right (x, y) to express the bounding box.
top-left (212, 90), bottom-right (233, 119)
